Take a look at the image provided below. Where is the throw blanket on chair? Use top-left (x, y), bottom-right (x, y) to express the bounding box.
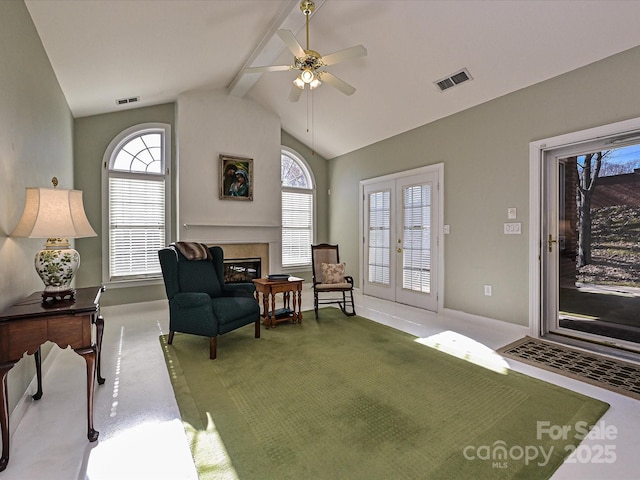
top-left (174, 242), bottom-right (212, 261)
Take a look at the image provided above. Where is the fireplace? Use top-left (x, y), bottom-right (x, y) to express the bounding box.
top-left (224, 257), bottom-right (261, 284)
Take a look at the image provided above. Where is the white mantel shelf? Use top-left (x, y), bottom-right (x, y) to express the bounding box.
top-left (183, 223), bottom-right (280, 229)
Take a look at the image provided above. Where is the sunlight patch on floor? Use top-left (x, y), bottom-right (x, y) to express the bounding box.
top-left (86, 418), bottom-right (195, 480)
top-left (416, 330), bottom-right (509, 374)
top-left (184, 412), bottom-right (239, 480)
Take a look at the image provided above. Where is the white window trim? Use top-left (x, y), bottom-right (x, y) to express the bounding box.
top-left (281, 146), bottom-right (316, 272)
top-left (102, 123), bottom-right (172, 287)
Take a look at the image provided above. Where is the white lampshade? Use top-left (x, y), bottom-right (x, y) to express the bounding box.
top-left (11, 187), bottom-right (96, 239)
top-left (11, 183), bottom-right (96, 302)
top-left (293, 76), bottom-right (305, 89)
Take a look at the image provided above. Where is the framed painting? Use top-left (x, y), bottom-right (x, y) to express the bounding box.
top-left (220, 155), bottom-right (253, 201)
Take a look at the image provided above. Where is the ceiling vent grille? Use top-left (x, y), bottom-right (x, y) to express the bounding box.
top-left (115, 96), bottom-right (140, 106)
top-left (434, 68), bottom-right (472, 92)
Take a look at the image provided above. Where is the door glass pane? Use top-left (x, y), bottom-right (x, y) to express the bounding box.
top-left (558, 145), bottom-right (640, 344)
top-left (368, 190), bottom-right (390, 285)
top-left (402, 184), bottom-right (431, 293)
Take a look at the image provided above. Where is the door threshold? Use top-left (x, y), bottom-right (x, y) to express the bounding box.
top-left (543, 332), bottom-right (640, 365)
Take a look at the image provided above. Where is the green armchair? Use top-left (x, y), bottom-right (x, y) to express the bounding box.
top-left (158, 244), bottom-right (260, 359)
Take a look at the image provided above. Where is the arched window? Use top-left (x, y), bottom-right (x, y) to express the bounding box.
top-left (281, 147), bottom-right (315, 269)
top-left (102, 123), bottom-right (171, 282)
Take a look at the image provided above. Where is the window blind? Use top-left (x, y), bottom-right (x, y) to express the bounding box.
top-left (402, 184), bottom-right (431, 293)
top-left (109, 176), bottom-right (165, 279)
top-left (282, 190), bottom-right (312, 267)
top-left (368, 190), bottom-right (391, 285)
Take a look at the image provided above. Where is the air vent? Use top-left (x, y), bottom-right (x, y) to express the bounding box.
top-left (434, 68), bottom-right (472, 92)
top-left (115, 96), bottom-right (140, 106)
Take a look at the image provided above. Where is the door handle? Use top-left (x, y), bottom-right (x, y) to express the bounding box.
top-left (548, 234), bottom-right (557, 253)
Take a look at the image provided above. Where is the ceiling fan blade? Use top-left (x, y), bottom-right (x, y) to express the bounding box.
top-left (288, 84), bottom-right (303, 102)
top-left (320, 72), bottom-right (356, 96)
top-left (244, 65), bottom-right (292, 73)
top-left (321, 45), bottom-right (367, 66)
top-left (277, 29), bottom-right (306, 58)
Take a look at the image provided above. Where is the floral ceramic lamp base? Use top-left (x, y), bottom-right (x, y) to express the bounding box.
top-left (36, 237), bottom-right (80, 303)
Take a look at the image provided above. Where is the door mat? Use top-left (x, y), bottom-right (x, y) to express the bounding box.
top-left (497, 336), bottom-right (640, 401)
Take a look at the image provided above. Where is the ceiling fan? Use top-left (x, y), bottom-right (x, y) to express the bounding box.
top-left (245, 0), bottom-right (367, 102)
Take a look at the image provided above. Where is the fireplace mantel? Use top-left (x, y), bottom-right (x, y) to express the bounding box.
top-left (180, 223), bottom-right (281, 274)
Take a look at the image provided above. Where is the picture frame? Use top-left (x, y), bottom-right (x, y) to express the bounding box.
top-left (220, 155), bottom-right (253, 201)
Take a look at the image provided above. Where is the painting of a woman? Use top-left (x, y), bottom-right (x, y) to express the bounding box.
top-left (220, 155), bottom-right (253, 200)
top-left (229, 169), bottom-right (249, 197)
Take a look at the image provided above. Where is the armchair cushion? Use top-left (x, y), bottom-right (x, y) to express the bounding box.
top-left (212, 296), bottom-right (260, 333)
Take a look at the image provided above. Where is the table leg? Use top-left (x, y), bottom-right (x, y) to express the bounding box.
top-left (74, 347), bottom-right (99, 442)
top-left (298, 289), bottom-right (303, 323)
top-left (270, 292), bottom-right (277, 328)
top-left (261, 292), bottom-right (270, 327)
top-left (32, 346), bottom-right (43, 400)
top-left (0, 362), bottom-right (17, 471)
top-left (284, 291), bottom-right (290, 310)
top-left (292, 288), bottom-right (299, 323)
top-left (95, 315), bottom-right (105, 385)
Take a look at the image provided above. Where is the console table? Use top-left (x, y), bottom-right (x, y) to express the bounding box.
top-left (253, 277), bottom-right (303, 328)
top-left (0, 285), bottom-right (106, 471)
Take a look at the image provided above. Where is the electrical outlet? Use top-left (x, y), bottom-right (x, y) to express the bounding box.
top-left (484, 285), bottom-right (492, 296)
top-left (444, 224), bottom-right (450, 234)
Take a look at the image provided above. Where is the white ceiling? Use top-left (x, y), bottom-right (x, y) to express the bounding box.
top-left (25, 0), bottom-right (640, 159)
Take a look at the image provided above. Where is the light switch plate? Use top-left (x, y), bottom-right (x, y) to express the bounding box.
top-left (507, 207), bottom-right (517, 219)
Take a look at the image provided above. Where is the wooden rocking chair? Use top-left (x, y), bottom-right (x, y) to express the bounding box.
top-left (311, 243), bottom-right (356, 319)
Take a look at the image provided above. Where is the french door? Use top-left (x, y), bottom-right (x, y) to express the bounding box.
top-left (362, 166), bottom-right (442, 312)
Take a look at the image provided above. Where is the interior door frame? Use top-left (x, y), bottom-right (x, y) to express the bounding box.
top-left (529, 116), bottom-right (640, 340)
top-left (359, 163), bottom-right (444, 313)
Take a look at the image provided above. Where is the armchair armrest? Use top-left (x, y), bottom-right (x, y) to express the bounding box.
top-left (170, 292), bottom-right (218, 337)
top-left (172, 292), bottom-right (211, 308)
top-left (223, 282), bottom-right (256, 298)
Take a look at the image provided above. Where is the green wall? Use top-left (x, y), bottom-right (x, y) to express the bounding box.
top-left (0, 0), bottom-right (74, 413)
top-left (328, 45), bottom-right (640, 326)
top-left (74, 103), bottom-right (176, 305)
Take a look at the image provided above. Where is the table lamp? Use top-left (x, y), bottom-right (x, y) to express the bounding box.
top-left (11, 177), bottom-right (97, 303)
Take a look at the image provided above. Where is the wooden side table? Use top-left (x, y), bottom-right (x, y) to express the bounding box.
top-left (0, 285), bottom-right (106, 471)
top-left (252, 277), bottom-right (303, 328)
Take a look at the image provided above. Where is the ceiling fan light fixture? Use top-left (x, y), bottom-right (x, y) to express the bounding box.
top-left (301, 68), bottom-right (315, 83)
top-left (309, 78), bottom-right (321, 90)
top-left (293, 76), bottom-right (305, 89)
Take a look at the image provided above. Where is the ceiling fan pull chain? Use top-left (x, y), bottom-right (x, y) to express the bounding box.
top-left (311, 89), bottom-right (315, 155)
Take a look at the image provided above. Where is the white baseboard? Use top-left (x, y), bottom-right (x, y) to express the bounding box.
top-left (441, 307), bottom-right (529, 337)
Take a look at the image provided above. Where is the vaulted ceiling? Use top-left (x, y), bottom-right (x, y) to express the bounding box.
top-left (25, 0), bottom-right (640, 159)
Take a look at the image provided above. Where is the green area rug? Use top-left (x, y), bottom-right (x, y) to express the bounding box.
top-left (160, 309), bottom-right (610, 480)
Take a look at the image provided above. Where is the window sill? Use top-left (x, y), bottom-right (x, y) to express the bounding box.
top-left (104, 277), bottom-right (164, 289)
